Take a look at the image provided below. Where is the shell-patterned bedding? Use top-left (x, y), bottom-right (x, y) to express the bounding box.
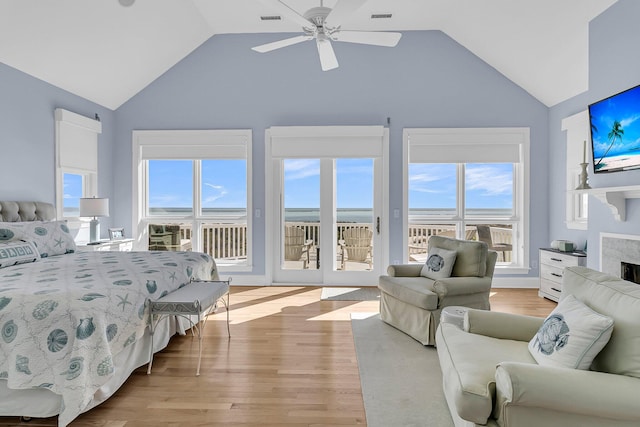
top-left (0, 250), bottom-right (216, 426)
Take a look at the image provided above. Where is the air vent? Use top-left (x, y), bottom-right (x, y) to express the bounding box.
top-left (260, 15), bottom-right (282, 21)
top-left (371, 13), bottom-right (392, 19)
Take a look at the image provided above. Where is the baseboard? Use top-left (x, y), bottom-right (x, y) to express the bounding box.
top-left (491, 277), bottom-right (539, 289)
top-left (219, 275), bottom-right (270, 286)
top-left (222, 275), bottom-right (540, 288)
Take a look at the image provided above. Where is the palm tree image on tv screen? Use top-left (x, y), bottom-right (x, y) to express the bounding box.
top-left (589, 84), bottom-right (640, 173)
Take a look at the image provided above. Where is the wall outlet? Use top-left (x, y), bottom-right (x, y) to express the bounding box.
top-left (254, 208), bottom-right (261, 218)
top-left (531, 259), bottom-right (538, 269)
top-left (393, 260), bottom-right (400, 265)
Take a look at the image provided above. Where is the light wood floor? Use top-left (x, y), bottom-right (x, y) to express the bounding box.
top-left (1, 287), bottom-right (555, 427)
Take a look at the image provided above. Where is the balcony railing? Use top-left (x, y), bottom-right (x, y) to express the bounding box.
top-left (150, 222), bottom-right (512, 263)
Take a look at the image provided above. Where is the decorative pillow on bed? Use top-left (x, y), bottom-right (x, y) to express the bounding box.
top-left (420, 247), bottom-right (457, 280)
top-left (528, 294), bottom-right (614, 370)
top-left (0, 220), bottom-right (76, 257)
top-left (0, 240), bottom-right (40, 268)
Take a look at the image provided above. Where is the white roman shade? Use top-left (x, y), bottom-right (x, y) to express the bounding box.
top-left (134, 130), bottom-right (249, 160)
top-left (55, 108), bottom-right (102, 172)
top-left (406, 128), bottom-right (527, 163)
top-left (269, 126), bottom-right (385, 158)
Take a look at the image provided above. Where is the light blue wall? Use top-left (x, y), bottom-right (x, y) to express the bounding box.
top-left (548, 0), bottom-right (640, 269)
top-left (114, 30), bottom-right (548, 277)
top-left (0, 63), bottom-right (116, 234)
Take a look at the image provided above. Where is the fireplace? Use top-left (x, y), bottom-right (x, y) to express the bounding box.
top-left (600, 233), bottom-right (640, 280)
top-left (621, 261), bottom-right (640, 284)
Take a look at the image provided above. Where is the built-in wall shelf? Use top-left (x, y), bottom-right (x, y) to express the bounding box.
top-left (573, 185), bottom-right (640, 221)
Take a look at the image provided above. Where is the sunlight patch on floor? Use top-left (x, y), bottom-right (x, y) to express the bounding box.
top-left (307, 302), bottom-right (379, 321)
top-left (217, 288), bottom-right (320, 324)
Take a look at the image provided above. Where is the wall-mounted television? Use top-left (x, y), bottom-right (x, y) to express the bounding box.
top-left (589, 83), bottom-right (640, 173)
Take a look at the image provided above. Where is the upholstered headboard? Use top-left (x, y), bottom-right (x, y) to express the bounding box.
top-left (0, 201), bottom-right (56, 222)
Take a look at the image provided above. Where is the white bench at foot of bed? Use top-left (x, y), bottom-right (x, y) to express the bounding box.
top-left (146, 278), bottom-right (231, 376)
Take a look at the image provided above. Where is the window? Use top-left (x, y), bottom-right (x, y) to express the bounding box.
top-left (54, 109), bottom-right (102, 219)
top-left (133, 130), bottom-right (252, 270)
top-left (404, 128), bottom-right (529, 272)
top-left (62, 173), bottom-right (83, 217)
top-left (561, 110), bottom-right (589, 230)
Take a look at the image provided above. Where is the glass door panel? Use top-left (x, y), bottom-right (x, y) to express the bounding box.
top-left (274, 156), bottom-right (383, 285)
top-left (282, 159), bottom-right (320, 271)
top-left (336, 158), bottom-right (374, 272)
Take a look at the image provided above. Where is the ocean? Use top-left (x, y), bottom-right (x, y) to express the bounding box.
top-left (68, 207), bottom-right (512, 223)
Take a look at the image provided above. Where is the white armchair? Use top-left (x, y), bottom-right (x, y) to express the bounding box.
top-left (436, 267), bottom-right (640, 426)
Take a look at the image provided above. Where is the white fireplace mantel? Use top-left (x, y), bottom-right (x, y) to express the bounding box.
top-left (572, 185), bottom-right (640, 221)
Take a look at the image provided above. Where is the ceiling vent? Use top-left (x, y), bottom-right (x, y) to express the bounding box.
top-left (371, 13), bottom-right (392, 19)
top-left (261, 15), bottom-right (282, 21)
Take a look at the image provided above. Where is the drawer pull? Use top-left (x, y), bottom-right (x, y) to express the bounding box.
top-left (550, 257), bottom-right (563, 262)
top-left (550, 272), bottom-right (562, 278)
top-left (551, 287), bottom-right (561, 293)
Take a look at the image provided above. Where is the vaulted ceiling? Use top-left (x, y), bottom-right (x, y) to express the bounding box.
top-left (0, 0), bottom-right (617, 110)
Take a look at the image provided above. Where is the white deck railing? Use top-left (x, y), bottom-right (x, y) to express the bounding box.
top-left (163, 222), bottom-right (512, 262)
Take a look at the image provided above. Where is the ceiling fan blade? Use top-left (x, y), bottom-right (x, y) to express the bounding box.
top-left (324, 0), bottom-right (369, 29)
top-left (257, 0), bottom-right (315, 29)
top-left (252, 35), bottom-right (313, 53)
top-left (332, 30), bottom-right (402, 47)
top-left (316, 38), bottom-right (339, 71)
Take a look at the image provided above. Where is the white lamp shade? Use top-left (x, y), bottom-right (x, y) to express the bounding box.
top-left (79, 198), bottom-right (109, 217)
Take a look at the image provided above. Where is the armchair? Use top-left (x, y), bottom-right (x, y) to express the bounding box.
top-left (436, 266), bottom-right (640, 426)
top-left (378, 236), bottom-right (497, 345)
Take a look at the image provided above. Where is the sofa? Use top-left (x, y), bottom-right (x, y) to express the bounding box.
top-left (436, 266), bottom-right (640, 427)
top-left (378, 236), bottom-right (497, 345)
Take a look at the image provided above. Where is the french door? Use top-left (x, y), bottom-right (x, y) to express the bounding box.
top-left (267, 126), bottom-right (388, 285)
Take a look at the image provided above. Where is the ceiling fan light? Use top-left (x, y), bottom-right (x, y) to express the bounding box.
top-left (118, 0), bottom-right (135, 7)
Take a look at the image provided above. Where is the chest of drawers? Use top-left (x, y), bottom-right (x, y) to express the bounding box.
top-left (539, 248), bottom-right (587, 302)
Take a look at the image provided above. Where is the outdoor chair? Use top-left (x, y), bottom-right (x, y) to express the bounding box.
top-left (284, 226), bottom-right (313, 269)
top-left (149, 224), bottom-right (183, 251)
top-left (339, 227), bottom-right (373, 270)
top-left (476, 225), bottom-right (512, 262)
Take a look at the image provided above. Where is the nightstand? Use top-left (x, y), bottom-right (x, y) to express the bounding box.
top-left (76, 239), bottom-right (134, 252)
top-left (539, 248), bottom-right (586, 302)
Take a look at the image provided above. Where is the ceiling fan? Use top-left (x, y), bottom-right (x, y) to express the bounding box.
top-left (252, 0), bottom-right (402, 71)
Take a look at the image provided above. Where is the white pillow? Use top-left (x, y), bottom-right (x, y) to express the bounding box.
top-left (0, 221), bottom-right (76, 258)
top-left (420, 247), bottom-right (457, 280)
top-left (528, 294), bottom-right (614, 370)
top-left (0, 240), bottom-right (40, 268)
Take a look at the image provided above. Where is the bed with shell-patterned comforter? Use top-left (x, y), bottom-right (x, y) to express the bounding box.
top-left (0, 201), bottom-right (219, 426)
top-left (0, 250), bottom-right (217, 426)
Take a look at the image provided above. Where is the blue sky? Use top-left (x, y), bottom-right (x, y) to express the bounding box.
top-left (148, 160), bottom-right (247, 209)
top-left (64, 159), bottom-right (513, 212)
top-left (409, 163), bottom-right (513, 210)
top-left (284, 158), bottom-right (373, 209)
top-left (590, 84), bottom-right (640, 160)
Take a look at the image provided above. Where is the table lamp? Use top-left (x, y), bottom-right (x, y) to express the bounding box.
top-left (79, 197), bottom-right (109, 243)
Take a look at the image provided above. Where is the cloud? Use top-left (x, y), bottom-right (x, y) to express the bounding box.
top-left (63, 193), bottom-right (75, 199)
top-left (620, 113), bottom-right (640, 129)
top-left (203, 183), bottom-right (228, 204)
top-left (409, 173), bottom-right (445, 184)
top-left (285, 159), bottom-right (320, 180)
top-left (465, 166), bottom-right (512, 195)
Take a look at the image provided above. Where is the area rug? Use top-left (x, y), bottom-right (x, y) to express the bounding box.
top-left (320, 287), bottom-right (380, 301)
top-left (351, 313), bottom-right (453, 427)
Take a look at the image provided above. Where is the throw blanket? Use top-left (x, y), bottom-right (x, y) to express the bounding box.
top-left (0, 251), bottom-right (216, 426)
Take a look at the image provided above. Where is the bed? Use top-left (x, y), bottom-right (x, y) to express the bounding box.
top-left (0, 201), bottom-right (219, 426)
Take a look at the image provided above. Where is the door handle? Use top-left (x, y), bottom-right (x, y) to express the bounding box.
top-left (376, 217), bottom-right (380, 235)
